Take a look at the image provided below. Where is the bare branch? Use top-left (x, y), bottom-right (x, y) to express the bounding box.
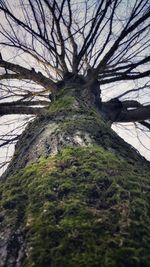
top-left (0, 59), bottom-right (57, 91)
top-left (117, 105), bottom-right (150, 123)
top-left (0, 105), bottom-right (44, 115)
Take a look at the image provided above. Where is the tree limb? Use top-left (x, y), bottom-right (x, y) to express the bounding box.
top-left (0, 105), bottom-right (44, 115)
top-left (99, 70), bottom-right (150, 84)
top-left (116, 105), bottom-right (150, 123)
top-left (0, 59), bottom-right (57, 91)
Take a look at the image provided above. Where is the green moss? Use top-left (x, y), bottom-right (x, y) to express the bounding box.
top-left (57, 113), bottom-right (143, 164)
top-left (47, 96), bottom-right (75, 116)
top-left (1, 146), bottom-right (150, 267)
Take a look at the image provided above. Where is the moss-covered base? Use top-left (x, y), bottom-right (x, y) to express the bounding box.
top-left (1, 146), bottom-right (150, 267)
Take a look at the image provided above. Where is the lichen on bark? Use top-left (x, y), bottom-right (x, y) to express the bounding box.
top-left (0, 85), bottom-right (150, 267)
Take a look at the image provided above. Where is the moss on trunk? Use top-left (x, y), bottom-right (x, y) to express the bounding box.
top-left (0, 85), bottom-right (150, 266)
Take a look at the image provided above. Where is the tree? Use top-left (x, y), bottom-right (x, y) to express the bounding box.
top-left (0, 0), bottom-right (150, 266)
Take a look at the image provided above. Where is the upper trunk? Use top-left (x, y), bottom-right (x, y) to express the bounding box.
top-left (1, 83), bottom-right (147, 179)
top-left (0, 84), bottom-right (150, 267)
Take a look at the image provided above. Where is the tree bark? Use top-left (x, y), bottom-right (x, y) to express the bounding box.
top-left (0, 84), bottom-right (150, 267)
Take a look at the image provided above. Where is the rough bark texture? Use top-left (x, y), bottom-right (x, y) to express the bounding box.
top-left (0, 85), bottom-right (150, 267)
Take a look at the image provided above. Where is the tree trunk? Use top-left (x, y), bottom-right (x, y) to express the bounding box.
top-left (0, 84), bottom-right (150, 267)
